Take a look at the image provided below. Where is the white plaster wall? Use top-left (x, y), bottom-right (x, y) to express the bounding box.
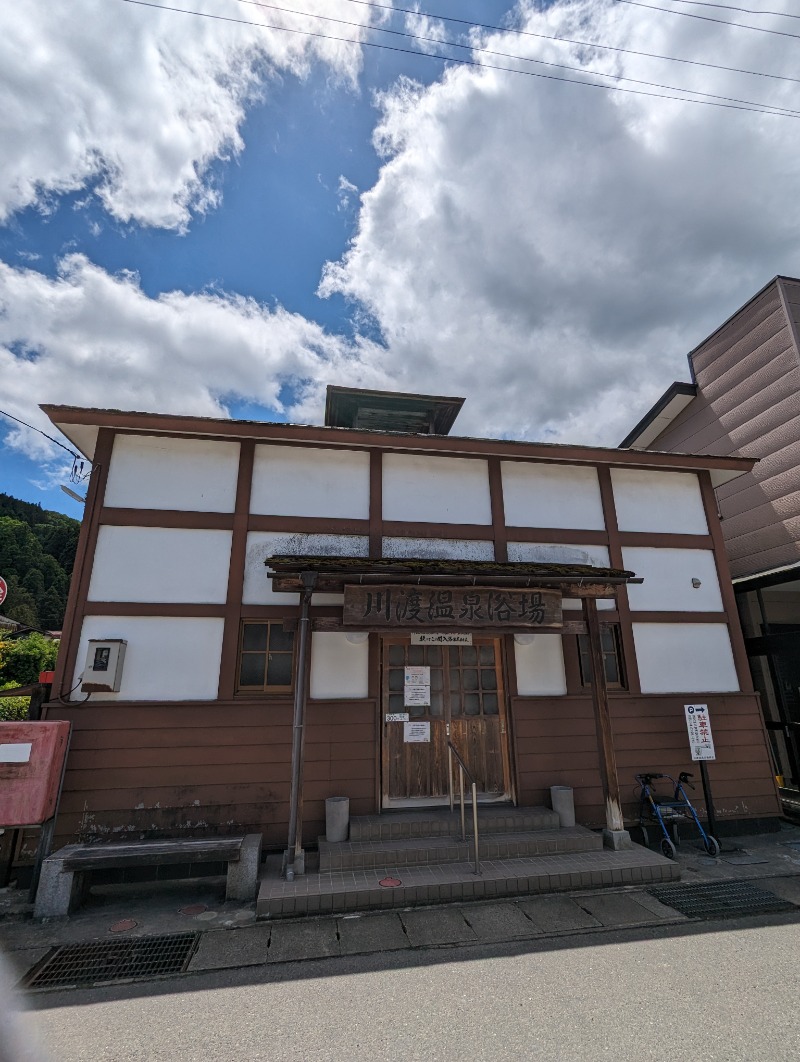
top-left (88, 527), bottom-right (232, 603)
top-left (309, 632), bottom-right (370, 700)
top-left (242, 531), bottom-right (369, 605)
top-left (72, 616), bottom-right (225, 701)
top-left (514, 634), bottom-right (567, 696)
top-left (381, 537), bottom-right (495, 561)
top-left (633, 623), bottom-right (739, 693)
top-left (104, 435), bottom-right (240, 512)
top-left (623, 548), bottom-right (723, 612)
top-left (509, 543), bottom-right (615, 611)
top-left (250, 445), bottom-right (370, 519)
top-left (507, 542), bottom-right (610, 567)
top-left (502, 462), bottom-right (605, 530)
top-left (382, 454), bottom-right (492, 524)
top-left (611, 469), bottom-right (708, 534)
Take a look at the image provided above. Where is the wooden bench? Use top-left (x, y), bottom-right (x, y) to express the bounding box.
top-left (33, 834), bottom-right (262, 919)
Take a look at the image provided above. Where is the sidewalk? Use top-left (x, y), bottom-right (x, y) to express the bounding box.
top-left (3, 822), bottom-right (800, 989)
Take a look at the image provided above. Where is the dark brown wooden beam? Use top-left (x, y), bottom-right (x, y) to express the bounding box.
top-left (584, 597), bottom-right (625, 833)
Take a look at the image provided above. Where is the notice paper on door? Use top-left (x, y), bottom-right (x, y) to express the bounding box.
top-left (404, 667), bottom-right (430, 686)
top-left (404, 684), bottom-right (430, 707)
top-left (404, 721), bottom-right (431, 743)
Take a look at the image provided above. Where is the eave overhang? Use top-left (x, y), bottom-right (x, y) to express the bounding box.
top-left (39, 404), bottom-right (756, 487)
top-left (619, 382), bottom-right (697, 450)
top-left (265, 555), bottom-right (641, 597)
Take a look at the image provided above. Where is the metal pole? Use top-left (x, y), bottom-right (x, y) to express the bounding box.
top-left (448, 745), bottom-right (454, 813)
top-left (459, 767), bottom-right (466, 842)
top-left (285, 572), bottom-right (317, 880)
top-left (699, 761), bottom-right (718, 840)
top-left (471, 782), bottom-right (480, 875)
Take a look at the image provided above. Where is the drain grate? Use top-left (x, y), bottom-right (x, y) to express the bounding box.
top-left (647, 880), bottom-right (795, 920)
top-left (24, 932), bottom-right (199, 990)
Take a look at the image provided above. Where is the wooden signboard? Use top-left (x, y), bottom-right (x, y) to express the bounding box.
top-left (343, 584), bottom-right (562, 629)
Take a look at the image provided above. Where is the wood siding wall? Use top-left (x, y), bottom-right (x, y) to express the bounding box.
top-left (39, 688), bottom-right (778, 854)
top-left (511, 691), bottom-right (780, 825)
top-left (43, 699), bottom-right (377, 851)
top-left (651, 279), bottom-right (800, 580)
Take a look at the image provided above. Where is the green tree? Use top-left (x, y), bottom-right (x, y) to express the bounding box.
top-left (0, 494), bottom-right (80, 628)
top-left (0, 632), bottom-right (59, 686)
top-left (0, 683), bottom-right (29, 721)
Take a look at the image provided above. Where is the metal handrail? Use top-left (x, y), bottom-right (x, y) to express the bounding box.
top-left (446, 739), bottom-right (481, 876)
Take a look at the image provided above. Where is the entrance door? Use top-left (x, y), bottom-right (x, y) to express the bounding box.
top-left (381, 636), bottom-right (511, 806)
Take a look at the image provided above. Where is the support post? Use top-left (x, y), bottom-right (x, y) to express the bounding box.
top-left (285, 571), bottom-right (317, 879)
top-left (583, 597), bottom-right (632, 849)
top-left (699, 761), bottom-right (718, 841)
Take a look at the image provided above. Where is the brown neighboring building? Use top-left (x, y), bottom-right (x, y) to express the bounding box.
top-left (621, 275), bottom-right (800, 804)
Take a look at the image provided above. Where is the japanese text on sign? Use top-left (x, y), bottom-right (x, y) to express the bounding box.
top-left (684, 704), bottom-right (716, 761)
top-left (343, 585), bottom-right (562, 629)
top-left (404, 721), bottom-right (431, 743)
top-left (411, 632), bottom-right (472, 645)
top-left (404, 667), bottom-right (430, 686)
top-left (404, 685), bottom-right (431, 707)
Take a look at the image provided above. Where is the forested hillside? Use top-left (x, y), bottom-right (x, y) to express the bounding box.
top-left (0, 493), bottom-right (80, 629)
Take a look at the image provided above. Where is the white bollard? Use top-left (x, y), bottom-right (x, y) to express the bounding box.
top-left (550, 785), bottom-right (576, 828)
top-left (325, 796), bottom-right (350, 843)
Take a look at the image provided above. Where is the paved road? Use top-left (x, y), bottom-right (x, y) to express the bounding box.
top-left (13, 915), bottom-right (800, 1062)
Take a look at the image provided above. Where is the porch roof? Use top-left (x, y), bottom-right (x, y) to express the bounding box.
top-left (265, 554), bottom-right (639, 594)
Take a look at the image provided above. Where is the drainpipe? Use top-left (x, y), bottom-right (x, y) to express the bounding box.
top-left (285, 571), bottom-right (317, 880)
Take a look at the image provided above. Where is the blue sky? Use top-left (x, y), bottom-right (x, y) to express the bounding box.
top-left (2, 0), bottom-right (800, 518)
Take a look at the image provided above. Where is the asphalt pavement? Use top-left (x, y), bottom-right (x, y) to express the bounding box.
top-left (11, 915), bottom-right (800, 1062)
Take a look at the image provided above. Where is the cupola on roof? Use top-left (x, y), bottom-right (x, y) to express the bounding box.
top-left (324, 385), bottom-right (464, 435)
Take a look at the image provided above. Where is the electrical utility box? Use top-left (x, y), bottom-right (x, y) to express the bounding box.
top-left (81, 639), bottom-right (127, 693)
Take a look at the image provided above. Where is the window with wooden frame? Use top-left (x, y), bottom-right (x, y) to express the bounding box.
top-left (237, 621), bottom-right (295, 693)
top-left (577, 625), bottom-right (627, 690)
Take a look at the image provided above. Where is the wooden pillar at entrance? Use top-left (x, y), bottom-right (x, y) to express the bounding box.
top-left (582, 597), bottom-right (630, 845)
top-left (285, 572), bottom-right (317, 878)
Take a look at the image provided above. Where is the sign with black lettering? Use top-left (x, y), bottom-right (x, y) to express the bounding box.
top-left (343, 584), bottom-right (562, 629)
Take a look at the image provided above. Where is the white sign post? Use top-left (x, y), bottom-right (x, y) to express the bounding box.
top-left (684, 703), bottom-right (719, 841)
top-left (684, 704), bottom-right (716, 761)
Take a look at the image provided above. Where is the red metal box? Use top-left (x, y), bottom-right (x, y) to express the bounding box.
top-left (0, 721), bottom-right (70, 826)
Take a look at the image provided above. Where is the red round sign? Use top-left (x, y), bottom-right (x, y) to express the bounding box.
top-left (0, 576), bottom-right (7, 608)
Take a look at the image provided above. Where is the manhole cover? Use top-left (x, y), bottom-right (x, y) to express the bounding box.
top-left (109, 919), bottom-right (138, 933)
top-left (647, 880), bottom-right (794, 920)
top-left (379, 877), bottom-right (402, 888)
top-left (179, 904), bottom-right (208, 916)
top-left (23, 933), bottom-right (199, 990)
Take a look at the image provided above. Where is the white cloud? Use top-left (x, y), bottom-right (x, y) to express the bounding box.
top-left (0, 254), bottom-right (390, 461)
top-left (320, 0), bottom-right (800, 443)
top-left (403, 7), bottom-right (449, 54)
top-left (5, 0), bottom-right (800, 466)
top-left (0, 0), bottom-right (380, 230)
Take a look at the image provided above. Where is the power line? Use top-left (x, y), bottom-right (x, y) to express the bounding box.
top-left (654, 0), bottom-right (800, 19)
top-left (338, 0), bottom-right (800, 86)
top-left (0, 409), bottom-right (81, 459)
top-left (613, 0), bottom-right (800, 40)
top-left (235, 0), bottom-right (800, 117)
top-left (118, 0), bottom-right (800, 119)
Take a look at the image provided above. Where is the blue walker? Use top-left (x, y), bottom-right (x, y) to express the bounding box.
top-left (635, 771), bottom-right (720, 859)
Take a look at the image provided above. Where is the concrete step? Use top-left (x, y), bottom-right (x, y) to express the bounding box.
top-left (319, 826), bottom-right (603, 871)
top-left (256, 846), bottom-right (680, 919)
top-left (349, 806), bottom-right (560, 842)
